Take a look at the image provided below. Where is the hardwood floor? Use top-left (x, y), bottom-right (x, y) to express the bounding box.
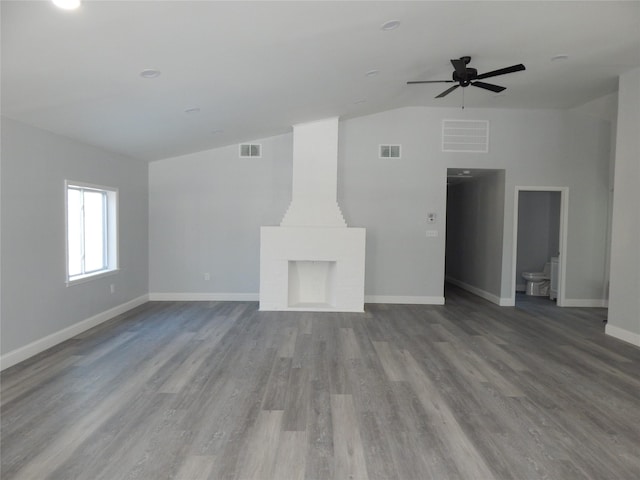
top-left (2, 286), bottom-right (639, 479)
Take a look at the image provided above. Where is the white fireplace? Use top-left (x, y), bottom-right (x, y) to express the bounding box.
top-left (259, 117), bottom-right (366, 312)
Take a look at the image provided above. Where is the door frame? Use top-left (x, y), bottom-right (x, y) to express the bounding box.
top-left (512, 186), bottom-right (569, 306)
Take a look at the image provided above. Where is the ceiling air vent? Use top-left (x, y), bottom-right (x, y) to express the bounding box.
top-left (239, 143), bottom-right (262, 158)
top-left (442, 120), bottom-right (489, 153)
top-left (379, 144), bottom-right (401, 158)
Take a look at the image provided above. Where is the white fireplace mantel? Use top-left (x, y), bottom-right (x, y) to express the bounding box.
top-left (260, 226), bottom-right (365, 312)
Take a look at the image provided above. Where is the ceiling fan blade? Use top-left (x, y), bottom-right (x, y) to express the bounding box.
top-left (471, 81), bottom-right (506, 93)
top-left (475, 64), bottom-right (525, 80)
top-left (407, 80), bottom-right (455, 84)
top-left (436, 85), bottom-right (460, 98)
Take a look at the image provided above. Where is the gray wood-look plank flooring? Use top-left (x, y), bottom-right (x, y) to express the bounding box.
top-left (2, 286), bottom-right (639, 479)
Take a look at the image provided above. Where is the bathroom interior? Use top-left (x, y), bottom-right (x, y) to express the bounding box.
top-left (516, 190), bottom-right (561, 302)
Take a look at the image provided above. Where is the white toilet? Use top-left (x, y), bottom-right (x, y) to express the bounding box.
top-left (522, 262), bottom-right (551, 296)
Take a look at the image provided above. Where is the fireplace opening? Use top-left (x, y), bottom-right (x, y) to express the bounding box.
top-left (288, 260), bottom-right (337, 308)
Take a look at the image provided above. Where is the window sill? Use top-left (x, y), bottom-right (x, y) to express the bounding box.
top-left (66, 268), bottom-right (119, 287)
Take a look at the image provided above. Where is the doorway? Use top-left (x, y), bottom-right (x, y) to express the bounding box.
top-left (445, 169), bottom-right (506, 304)
top-left (512, 187), bottom-right (568, 306)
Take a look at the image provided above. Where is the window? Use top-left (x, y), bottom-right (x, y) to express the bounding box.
top-left (66, 181), bottom-right (118, 284)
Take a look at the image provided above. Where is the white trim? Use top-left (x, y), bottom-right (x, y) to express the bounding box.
top-left (151, 293), bottom-right (445, 306)
top-left (511, 186), bottom-right (569, 307)
top-left (259, 306), bottom-right (364, 313)
top-left (605, 324), bottom-right (640, 347)
top-left (149, 292), bottom-right (259, 302)
top-left (446, 276), bottom-right (512, 306)
top-left (66, 268), bottom-right (119, 287)
top-left (0, 295), bottom-right (149, 371)
top-left (561, 298), bottom-right (608, 308)
top-left (364, 295), bottom-right (445, 305)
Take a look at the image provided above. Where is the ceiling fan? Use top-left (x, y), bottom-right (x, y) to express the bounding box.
top-left (407, 56), bottom-right (525, 98)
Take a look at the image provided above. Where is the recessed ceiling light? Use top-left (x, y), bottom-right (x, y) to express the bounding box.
top-left (381, 20), bottom-right (400, 31)
top-left (52, 0), bottom-right (81, 10)
top-left (366, 69), bottom-right (380, 77)
top-left (551, 54), bottom-right (569, 62)
top-left (140, 69), bottom-right (161, 79)
top-left (184, 107), bottom-right (201, 114)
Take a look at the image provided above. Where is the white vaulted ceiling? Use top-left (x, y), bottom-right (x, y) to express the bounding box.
top-left (2, 1), bottom-right (639, 161)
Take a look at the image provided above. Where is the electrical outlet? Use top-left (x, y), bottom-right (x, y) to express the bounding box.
top-left (110, 284), bottom-right (115, 294)
top-left (426, 230), bottom-right (438, 237)
top-left (204, 273), bottom-right (210, 281)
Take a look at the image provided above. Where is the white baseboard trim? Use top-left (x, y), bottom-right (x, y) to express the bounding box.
top-left (149, 292), bottom-right (259, 302)
top-left (152, 292), bottom-right (444, 305)
top-left (561, 299), bottom-right (607, 307)
top-left (445, 277), bottom-right (510, 306)
top-left (364, 295), bottom-right (445, 305)
top-left (1, 294), bottom-right (149, 371)
top-left (605, 324), bottom-right (640, 347)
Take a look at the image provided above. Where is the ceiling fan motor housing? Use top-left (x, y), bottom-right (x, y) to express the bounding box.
top-left (453, 67), bottom-right (477, 86)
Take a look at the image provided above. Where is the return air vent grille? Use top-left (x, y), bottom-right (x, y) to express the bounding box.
top-left (239, 143), bottom-right (262, 158)
top-left (379, 144), bottom-right (401, 158)
top-left (442, 120), bottom-right (489, 153)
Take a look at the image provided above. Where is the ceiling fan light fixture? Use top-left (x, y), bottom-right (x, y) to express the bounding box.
top-left (52, 0), bottom-right (81, 10)
top-left (381, 20), bottom-right (401, 31)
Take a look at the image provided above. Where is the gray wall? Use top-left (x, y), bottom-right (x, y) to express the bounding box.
top-left (148, 135), bottom-right (293, 295)
top-left (516, 191), bottom-right (561, 289)
top-left (445, 171), bottom-right (505, 299)
top-left (1, 118), bottom-right (149, 355)
top-left (338, 107), bottom-right (446, 299)
top-left (148, 106), bottom-right (612, 305)
top-left (607, 67), bottom-right (640, 343)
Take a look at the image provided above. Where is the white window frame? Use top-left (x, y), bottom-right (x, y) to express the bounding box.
top-left (65, 180), bottom-right (119, 285)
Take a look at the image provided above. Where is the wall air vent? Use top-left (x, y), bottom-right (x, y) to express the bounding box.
top-left (379, 144), bottom-right (401, 158)
top-left (239, 143), bottom-right (262, 158)
top-left (442, 120), bottom-right (489, 153)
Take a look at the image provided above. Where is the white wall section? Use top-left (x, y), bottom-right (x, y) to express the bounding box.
top-left (607, 68), bottom-right (640, 346)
